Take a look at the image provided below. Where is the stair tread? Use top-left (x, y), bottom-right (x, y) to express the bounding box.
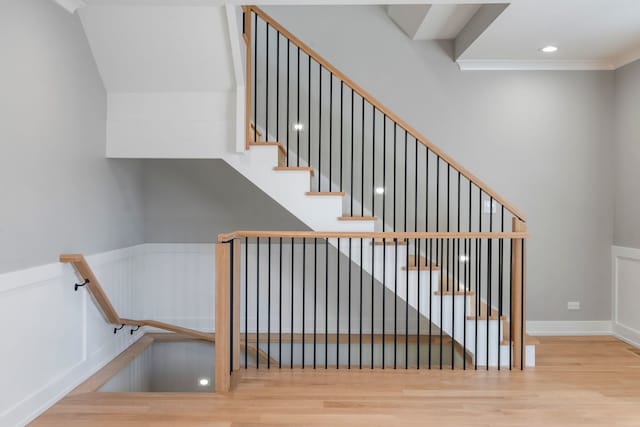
top-left (370, 239), bottom-right (408, 246)
top-left (305, 191), bottom-right (346, 196)
top-left (249, 141), bottom-right (286, 154)
top-left (466, 314), bottom-right (508, 321)
top-left (274, 166), bottom-right (314, 176)
top-left (337, 215), bottom-right (377, 221)
top-left (402, 264), bottom-right (440, 271)
top-left (434, 289), bottom-right (475, 296)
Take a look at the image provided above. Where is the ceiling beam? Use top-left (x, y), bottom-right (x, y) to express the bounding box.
top-left (454, 3), bottom-right (508, 59)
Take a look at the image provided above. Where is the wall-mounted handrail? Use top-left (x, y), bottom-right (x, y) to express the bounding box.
top-left (242, 5), bottom-right (525, 222)
top-left (60, 254), bottom-right (214, 343)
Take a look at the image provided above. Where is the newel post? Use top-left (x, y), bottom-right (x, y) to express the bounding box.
top-left (511, 218), bottom-right (527, 369)
top-left (215, 242), bottom-right (231, 392)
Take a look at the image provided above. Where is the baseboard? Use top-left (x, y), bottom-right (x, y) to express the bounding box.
top-left (613, 322), bottom-right (640, 348)
top-left (527, 321), bottom-right (613, 336)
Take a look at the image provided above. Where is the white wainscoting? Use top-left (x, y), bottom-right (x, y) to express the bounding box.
top-left (0, 243), bottom-right (216, 427)
top-left (135, 244), bottom-right (215, 332)
top-left (0, 247), bottom-right (141, 427)
top-left (612, 245), bottom-right (640, 347)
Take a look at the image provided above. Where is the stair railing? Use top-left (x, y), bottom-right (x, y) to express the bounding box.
top-left (242, 6), bottom-right (525, 234)
top-left (215, 229), bottom-right (527, 392)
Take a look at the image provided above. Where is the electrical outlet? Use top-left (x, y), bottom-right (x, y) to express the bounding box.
top-left (567, 301), bottom-right (580, 310)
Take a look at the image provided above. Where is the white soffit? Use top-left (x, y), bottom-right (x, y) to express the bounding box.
top-left (388, 4), bottom-right (482, 41)
top-left (78, 4), bottom-right (235, 92)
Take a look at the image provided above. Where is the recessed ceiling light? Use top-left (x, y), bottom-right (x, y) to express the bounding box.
top-left (540, 45), bottom-right (558, 53)
top-left (198, 378), bottom-right (210, 386)
top-left (293, 123), bottom-right (304, 131)
top-left (375, 187), bottom-right (385, 195)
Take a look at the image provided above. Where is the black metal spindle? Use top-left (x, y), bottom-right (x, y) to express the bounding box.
top-left (256, 237), bottom-right (260, 369)
top-left (372, 107), bottom-right (376, 220)
top-left (286, 40), bottom-right (290, 165)
top-left (348, 237), bottom-right (352, 369)
top-left (498, 207), bottom-right (505, 370)
top-left (382, 117), bottom-right (386, 231)
top-left (350, 90), bottom-right (354, 215)
top-left (439, 238), bottom-right (443, 369)
top-left (404, 131), bottom-right (408, 232)
top-left (521, 241), bottom-right (525, 370)
top-left (428, 238), bottom-right (433, 369)
top-left (394, 239), bottom-right (398, 369)
top-left (267, 237), bottom-right (271, 368)
top-left (393, 124), bottom-right (397, 231)
top-left (314, 238), bottom-right (317, 368)
top-left (276, 31), bottom-right (279, 142)
top-left (371, 237), bottom-right (375, 369)
top-left (302, 237), bottom-right (306, 368)
top-left (296, 47), bottom-right (300, 166)
top-left (290, 238), bottom-right (294, 368)
top-left (325, 239), bottom-right (328, 369)
top-left (451, 238), bottom-right (455, 370)
top-left (382, 237), bottom-right (386, 368)
top-left (416, 238), bottom-right (421, 369)
top-left (279, 238), bottom-right (283, 368)
top-left (405, 238), bottom-right (409, 369)
top-left (359, 238), bottom-right (363, 369)
top-left (361, 97), bottom-right (365, 217)
top-left (487, 198), bottom-right (493, 370)
top-left (318, 64), bottom-right (322, 192)
top-left (253, 13), bottom-right (257, 143)
top-left (509, 238), bottom-right (513, 370)
top-left (230, 240), bottom-right (234, 374)
top-left (307, 55), bottom-right (311, 169)
top-left (414, 138), bottom-right (418, 233)
top-left (245, 237), bottom-right (248, 368)
top-left (340, 81), bottom-right (344, 192)
top-left (425, 147), bottom-right (429, 233)
top-left (336, 237), bottom-right (340, 368)
top-left (265, 23), bottom-right (269, 140)
top-left (329, 73), bottom-right (333, 193)
top-left (478, 189), bottom-right (482, 368)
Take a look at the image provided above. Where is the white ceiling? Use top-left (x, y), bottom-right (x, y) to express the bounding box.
top-left (458, 0), bottom-right (640, 70)
top-left (55, 0), bottom-right (640, 71)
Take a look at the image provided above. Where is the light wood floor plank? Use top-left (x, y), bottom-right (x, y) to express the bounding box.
top-left (31, 336), bottom-right (640, 426)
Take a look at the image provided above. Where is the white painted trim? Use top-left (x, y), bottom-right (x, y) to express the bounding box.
top-left (226, 4), bottom-right (246, 153)
top-left (51, 0), bottom-right (86, 13)
top-left (611, 48), bottom-right (640, 70)
top-left (612, 245), bottom-right (640, 349)
top-left (456, 59), bottom-right (615, 71)
top-left (0, 246), bottom-right (136, 294)
top-left (527, 321), bottom-right (613, 336)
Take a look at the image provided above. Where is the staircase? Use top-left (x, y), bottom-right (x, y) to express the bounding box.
top-left (212, 5), bottom-right (534, 382)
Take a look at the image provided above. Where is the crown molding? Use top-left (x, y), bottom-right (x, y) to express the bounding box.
top-left (52, 0), bottom-right (86, 14)
top-left (456, 59), bottom-right (615, 71)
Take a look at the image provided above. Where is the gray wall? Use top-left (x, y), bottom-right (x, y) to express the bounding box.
top-left (142, 160), bottom-right (308, 242)
top-left (613, 59), bottom-right (640, 249)
top-left (0, 0), bottom-right (144, 273)
top-left (264, 5), bottom-right (615, 322)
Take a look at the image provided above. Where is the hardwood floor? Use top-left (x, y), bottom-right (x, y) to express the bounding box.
top-left (32, 336), bottom-right (640, 426)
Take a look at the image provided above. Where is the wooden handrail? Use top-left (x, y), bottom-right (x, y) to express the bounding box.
top-left (243, 5), bottom-right (525, 222)
top-left (218, 230), bottom-right (528, 242)
top-left (60, 254), bottom-right (214, 343)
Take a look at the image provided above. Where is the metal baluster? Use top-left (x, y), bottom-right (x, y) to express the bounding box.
top-left (290, 238), bottom-right (294, 368)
